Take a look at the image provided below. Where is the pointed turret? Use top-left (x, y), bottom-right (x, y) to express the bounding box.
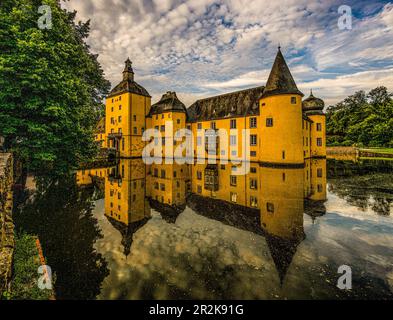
top-left (261, 47), bottom-right (303, 98)
top-left (122, 57), bottom-right (134, 81)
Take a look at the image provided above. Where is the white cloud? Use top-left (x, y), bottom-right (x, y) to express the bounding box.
top-left (62, 0), bottom-right (393, 106)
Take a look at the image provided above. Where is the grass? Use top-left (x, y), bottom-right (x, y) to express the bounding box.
top-left (2, 232), bottom-right (54, 300)
top-left (360, 148), bottom-right (393, 154)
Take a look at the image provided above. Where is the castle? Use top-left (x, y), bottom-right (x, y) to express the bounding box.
top-left (95, 47), bottom-right (326, 165)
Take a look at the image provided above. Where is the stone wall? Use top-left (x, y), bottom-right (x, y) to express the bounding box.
top-left (0, 153), bottom-right (14, 297)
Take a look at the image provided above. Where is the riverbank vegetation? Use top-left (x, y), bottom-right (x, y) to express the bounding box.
top-left (0, 0), bottom-right (110, 176)
top-left (326, 87), bottom-right (393, 148)
top-left (2, 232), bottom-right (53, 300)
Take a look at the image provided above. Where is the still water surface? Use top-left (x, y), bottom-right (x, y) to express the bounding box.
top-left (14, 159), bottom-right (393, 299)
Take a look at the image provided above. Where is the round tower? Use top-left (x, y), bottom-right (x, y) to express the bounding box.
top-left (302, 90), bottom-right (326, 158)
top-left (259, 48), bottom-right (304, 166)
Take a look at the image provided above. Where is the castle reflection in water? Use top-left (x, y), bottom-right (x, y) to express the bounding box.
top-left (76, 159), bottom-right (326, 282)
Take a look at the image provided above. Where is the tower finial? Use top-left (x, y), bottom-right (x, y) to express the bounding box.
top-left (310, 89), bottom-right (313, 96)
top-left (278, 43), bottom-right (281, 51)
top-left (123, 57), bottom-right (134, 81)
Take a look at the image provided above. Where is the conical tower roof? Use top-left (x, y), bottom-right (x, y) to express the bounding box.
top-left (261, 47), bottom-right (303, 99)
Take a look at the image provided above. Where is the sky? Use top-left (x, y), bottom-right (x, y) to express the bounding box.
top-left (61, 0), bottom-right (393, 107)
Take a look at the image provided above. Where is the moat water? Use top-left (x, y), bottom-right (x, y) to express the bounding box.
top-left (14, 159), bottom-right (393, 300)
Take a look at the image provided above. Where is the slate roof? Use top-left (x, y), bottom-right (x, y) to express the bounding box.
top-left (187, 86), bottom-right (265, 122)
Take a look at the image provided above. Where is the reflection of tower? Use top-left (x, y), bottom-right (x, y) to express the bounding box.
top-left (105, 158), bottom-right (150, 225)
top-left (147, 163), bottom-right (189, 222)
top-left (304, 158), bottom-right (327, 221)
top-left (104, 159), bottom-right (151, 256)
top-left (259, 166), bottom-right (305, 284)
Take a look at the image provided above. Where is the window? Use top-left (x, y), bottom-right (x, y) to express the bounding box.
top-left (162, 114), bottom-right (164, 119)
top-left (250, 117), bottom-right (257, 128)
top-left (318, 184), bottom-right (323, 193)
top-left (266, 118), bottom-right (273, 127)
top-left (250, 151), bottom-right (257, 157)
top-left (133, 115), bottom-right (136, 121)
top-left (250, 196), bottom-right (258, 208)
top-left (282, 151), bottom-right (285, 159)
top-left (231, 150), bottom-right (237, 156)
top-left (197, 171), bottom-right (202, 180)
top-left (197, 185), bottom-right (202, 193)
top-left (160, 184), bottom-right (165, 191)
top-left (291, 97), bottom-right (297, 104)
top-left (230, 135), bottom-right (237, 146)
top-left (111, 117), bottom-right (114, 124)
top-left (177, 119), bottom-right (180, 124)
top-left (282, 172), bottom-right (286, 181)
top-left (250, 135), bottom-right (257, 146)
top-left (230, 119), bottom-right (236, 129)
top-left (267, 202), bottom-right (275, 213)
top-left (133, 127), bottom-right (137, 134)
top-left (250, 167), bottom-right (257, 173)
top-left (317, 168), bottom-right (323, 178)
top-left (173, 171), bottom-right (177, 178)
top-left (118, 128), bottom-right (122, 133)
top-left (122, 138), bottom-right (125, 151)
top-left (317, 138), bottom-right (322, 146)
top-left (161, 170), bottom-right (166, 178)
top-left (221, 165), bottom-right (226, 170)
top-left (162, 137), bottom-right (165, 146)
top-left (317, 123), bottom-right (322, 131)
top-left (160, 125), bottom-right (165, 132)
top-left (112, 99), bottom-right (114, 103)
top-left (230, 192), bottom-right (237, 203)
top-left (250, 179), bottom-right (257, 189)
top-left (154, 168), bottom-right (158, 177)
top-left (197, 123), bottom-right (202, 130)
top-left (230, 175), bottom-right (237, 186)
top-left (133, 181), bottom-right (137, 188)
top-left (211, 122), bottom-right (216, 129)
top-left (119, 96), bottom-right (121, 101)
top-left (155, 115), bottom-right (158, 120)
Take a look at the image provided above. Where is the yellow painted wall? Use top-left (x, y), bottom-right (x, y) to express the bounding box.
top-left (309, 114), bottom-right (326, 157)
top-left (259, 94), bottom-right (304, 165)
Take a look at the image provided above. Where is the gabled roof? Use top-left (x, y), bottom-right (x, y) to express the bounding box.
top-left (187, 86), bottom-right (265, 122)
top-left (261, 48), bottom-right (303, 99)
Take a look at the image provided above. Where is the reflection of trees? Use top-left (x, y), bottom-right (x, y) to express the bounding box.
top-left (327, 160), bottom-right (393, 216)
top-left (13, 175), bottom-right (109, 300)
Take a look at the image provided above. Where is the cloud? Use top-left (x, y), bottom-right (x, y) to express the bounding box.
top-left (61, 0), bottom-right (393, 106)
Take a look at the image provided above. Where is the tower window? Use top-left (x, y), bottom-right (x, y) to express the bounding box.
top-left (266, 118), bottom-right (273, 127)
top-left (317, 138), bottom-right (322, 146)
top-left (230, 135), bottom-right (237, 146)
top-left (250, 135), bottom-right (257, 146)
top-left (267, 202), bottom-right (275, 213)
top-left (230, 119), bottom-right (237, 129)
top-left (250, 117), bottom-right (257, 128)
top-left (291, 97), bottom-right (297, 104)
top-left (317, 123), bottom-right (322, 131)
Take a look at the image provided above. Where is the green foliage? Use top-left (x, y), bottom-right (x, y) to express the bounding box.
top-left (0, 0), bottom-right (110, 175)
top-left (326, 87), bottom-right (393, 147)
top-left (8, 232), bottom-right (53, 300)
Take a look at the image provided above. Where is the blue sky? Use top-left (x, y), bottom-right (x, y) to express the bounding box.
top-left (62, 0), bottom-right (393, 106)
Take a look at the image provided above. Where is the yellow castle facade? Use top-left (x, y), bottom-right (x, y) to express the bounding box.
top-left (95, 48), bottom-right (326, 165)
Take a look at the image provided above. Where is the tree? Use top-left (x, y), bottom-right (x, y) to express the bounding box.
top-left (326, 87), bottom-right (393, 147)
top-left (0, 0), bottom-right (110, 175)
